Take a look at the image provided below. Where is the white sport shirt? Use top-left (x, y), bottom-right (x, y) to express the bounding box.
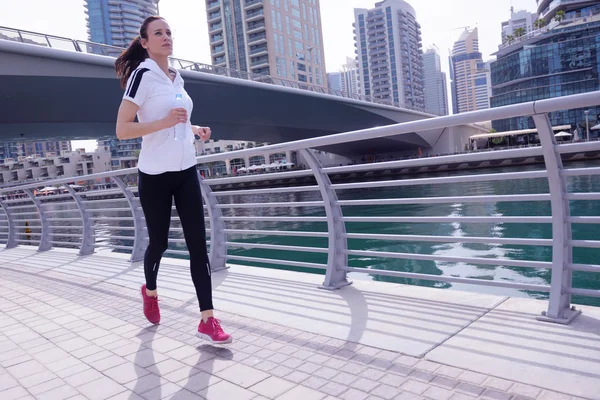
top-left (122, 58), bottom-right (197, 175)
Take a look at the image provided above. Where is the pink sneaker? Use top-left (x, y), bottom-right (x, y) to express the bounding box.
top-left (141, 284), bottom-right (160, 324)
top-left (196, 317), bottom-right (232, 344)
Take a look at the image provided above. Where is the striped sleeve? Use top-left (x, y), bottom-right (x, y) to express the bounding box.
top-left (122, 68), bottom-right (151, 107)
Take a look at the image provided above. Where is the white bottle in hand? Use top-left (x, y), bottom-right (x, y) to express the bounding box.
top-left (174, 94), bottom-right (186, 141)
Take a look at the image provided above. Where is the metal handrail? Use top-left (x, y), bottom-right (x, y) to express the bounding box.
top-left (0, 89), bottom-right (598, 325)
top-left (0, 25), bottom-right (438, 115)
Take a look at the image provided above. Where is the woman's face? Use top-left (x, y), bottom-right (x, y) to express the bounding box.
top-left (142, 19), bottom-right (173, 58)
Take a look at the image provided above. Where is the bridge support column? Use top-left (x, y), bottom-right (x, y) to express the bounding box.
top-left (285, 150), bottom-right (292, 163)
top-left (300, 149), bottom-right (351, 290)
top-left (264, 152), bottom-right (270, 165)
top-left (225, 159), bottom-right (231, 175)
top-left (244, 156), bottom-right (251, 168)
top-left (533, 114), bottom-right (581, 325)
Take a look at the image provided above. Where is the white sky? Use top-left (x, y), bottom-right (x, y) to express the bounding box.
top-left (1, 0), bottom-right (537, 151)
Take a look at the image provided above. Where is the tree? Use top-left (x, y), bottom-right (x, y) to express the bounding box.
top-left (489, 128), bottom-right (497, 133)
top-left (555, 10), bottom-right (566, 22)
top-left (514, 27), bottom-right (526, 37)
top-left (534, 19), bottom-right (546, 29)
top-left (504, 34), bottom-right (515, 44)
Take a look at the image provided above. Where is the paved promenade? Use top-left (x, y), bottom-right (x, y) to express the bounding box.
top-left (0, 247), bottom-right (598, 400)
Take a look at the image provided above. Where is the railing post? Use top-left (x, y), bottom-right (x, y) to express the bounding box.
top-left (533, 114), bottom-right (582, 324)
top-left (198, 172), bottom-right (228, 272)
top-left (23, 189), bottom-right (52, 252)
top-left (300, 149), bottom-right (351, 290)
top-left (63, 185), bottom-right (95, 256)
top-left (0, 201), bottom-right (17, 249)
top-left (111, 177), bottom-right (148, 263)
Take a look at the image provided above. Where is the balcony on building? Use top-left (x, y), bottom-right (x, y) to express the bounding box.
top-left (210, 33), bottom-right (224, 45)
top-left (370, 53), bottom-right (388, 62)
top-left (250, 55), bottom-right (269, 68)
top-left (206, 0), bottom-right (220, 11)
top-left (370, 31), bottom-right (386, 41)
top-left (245, 0), bottom-right (263, 11)
top-left (209, 22), bottom-right (223, 33)
top-left (214, 55), bottom-right (226, 65)
top-left (212, 44), bottom-right (226, 56)
top-left (246, 8), bottom-right (265, 22)
top-left (207, 10), bottom-right (222, 23)
top-left (248, 31), bottom-right (267, 44)
top-left (368, 47), bottom-right (387, 57)
top-left (367, 25), bottom-right (386, 35)
top-left (252, 66), bottom-right (270, 75)
top-left (247, 21), bottom-right (266, 34)
top-left (249, 44), bottom-right (268, 56)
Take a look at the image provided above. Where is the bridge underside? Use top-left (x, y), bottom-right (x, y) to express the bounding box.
top-left (0, 44), bottom-right (452, 157)
top-left (0, 76), bottom-right (436, 156)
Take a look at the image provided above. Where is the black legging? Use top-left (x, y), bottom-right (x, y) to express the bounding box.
top-left (138, 166), bottom-right (213, 311)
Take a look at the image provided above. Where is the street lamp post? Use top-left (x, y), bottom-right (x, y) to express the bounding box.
top-left (585, 109), bottom-right (590, 142)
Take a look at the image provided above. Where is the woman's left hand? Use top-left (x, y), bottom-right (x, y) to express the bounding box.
top-left (192, 125), bottom-right (211, 142)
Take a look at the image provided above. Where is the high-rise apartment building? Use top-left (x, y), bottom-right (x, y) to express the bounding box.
top-left (327, 57), bottom-right (361, 95)
top-left (450, 28), bottom-right (490, 114)
top-left (490, 0), bottom-right (600, 133)
top-left (422, 48), bottom-right (448, 115)
top-left (353, 0), bottom-right (425, 109)
top-left (206, 0), bottom-right (327, 87)
top-left (84, 0), bottom-right (157, 47)
top-left (501, 8), bottom-right (538, 43)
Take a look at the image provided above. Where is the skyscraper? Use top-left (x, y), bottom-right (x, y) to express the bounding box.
top-left (422, 47), bottom-right (448, 115)
top-left (501, 8), bottom-right (538, 43)
top-left (84, 0), bottom-right (157, 47)
top-left (206, 0), bottom-right (327, 88)
top-left (327, 57), bottom-right (361, 95)
top-left (490, 0), bottom-right (600, 133)
top-left (450, 28), bottom-right (490, 114)
top-left (353, 0), bottom-right (425, 109)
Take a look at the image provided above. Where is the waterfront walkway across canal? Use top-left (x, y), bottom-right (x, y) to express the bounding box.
top-left (0, 247), bottom-right (598, 400)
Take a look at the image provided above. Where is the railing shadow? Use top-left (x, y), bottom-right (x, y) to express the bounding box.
top-left (426, 298), bottom-right (600, 395)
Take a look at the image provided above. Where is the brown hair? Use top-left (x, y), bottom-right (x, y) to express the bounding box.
top-left (115, 16), bottom-right (164, 89)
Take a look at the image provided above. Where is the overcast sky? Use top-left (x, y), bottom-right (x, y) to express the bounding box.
top-left (1, 0), bottom-right (537, 150)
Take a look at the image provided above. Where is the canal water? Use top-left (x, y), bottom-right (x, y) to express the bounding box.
top-left (46, 160), bottom-right (600, 307)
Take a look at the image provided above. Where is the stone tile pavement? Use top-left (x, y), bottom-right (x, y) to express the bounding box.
top-left (0, 263), bottom-right (590, 400)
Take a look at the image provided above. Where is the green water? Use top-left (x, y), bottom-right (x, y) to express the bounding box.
top-left (217, 161), bottom-right (600, 307)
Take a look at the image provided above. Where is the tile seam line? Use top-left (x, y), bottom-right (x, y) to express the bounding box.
top-left (420, 295), bottom-right (510, 359)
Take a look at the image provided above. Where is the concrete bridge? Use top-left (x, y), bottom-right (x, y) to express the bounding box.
top-left (0, 32), bottom-right (483, 157)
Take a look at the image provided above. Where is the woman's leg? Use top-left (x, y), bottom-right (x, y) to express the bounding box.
top-left (138, 170), bottom-right (173, 323)
top-left (173, 167), bottom-right (213, 312)
top-left (173, 167), bottom-right (231, 343)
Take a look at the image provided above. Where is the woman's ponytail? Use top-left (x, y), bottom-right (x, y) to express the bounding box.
top-left (114, 16), bottom-right (163, 89)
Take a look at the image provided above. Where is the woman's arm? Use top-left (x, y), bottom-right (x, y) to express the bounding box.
top-left (116, 100), bottom-right (187, 140)
top-left (192, 125), bottom-right (212, 142)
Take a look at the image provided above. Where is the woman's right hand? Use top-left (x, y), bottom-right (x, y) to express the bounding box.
top-left (162, 107), bottom-right (188, 128)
